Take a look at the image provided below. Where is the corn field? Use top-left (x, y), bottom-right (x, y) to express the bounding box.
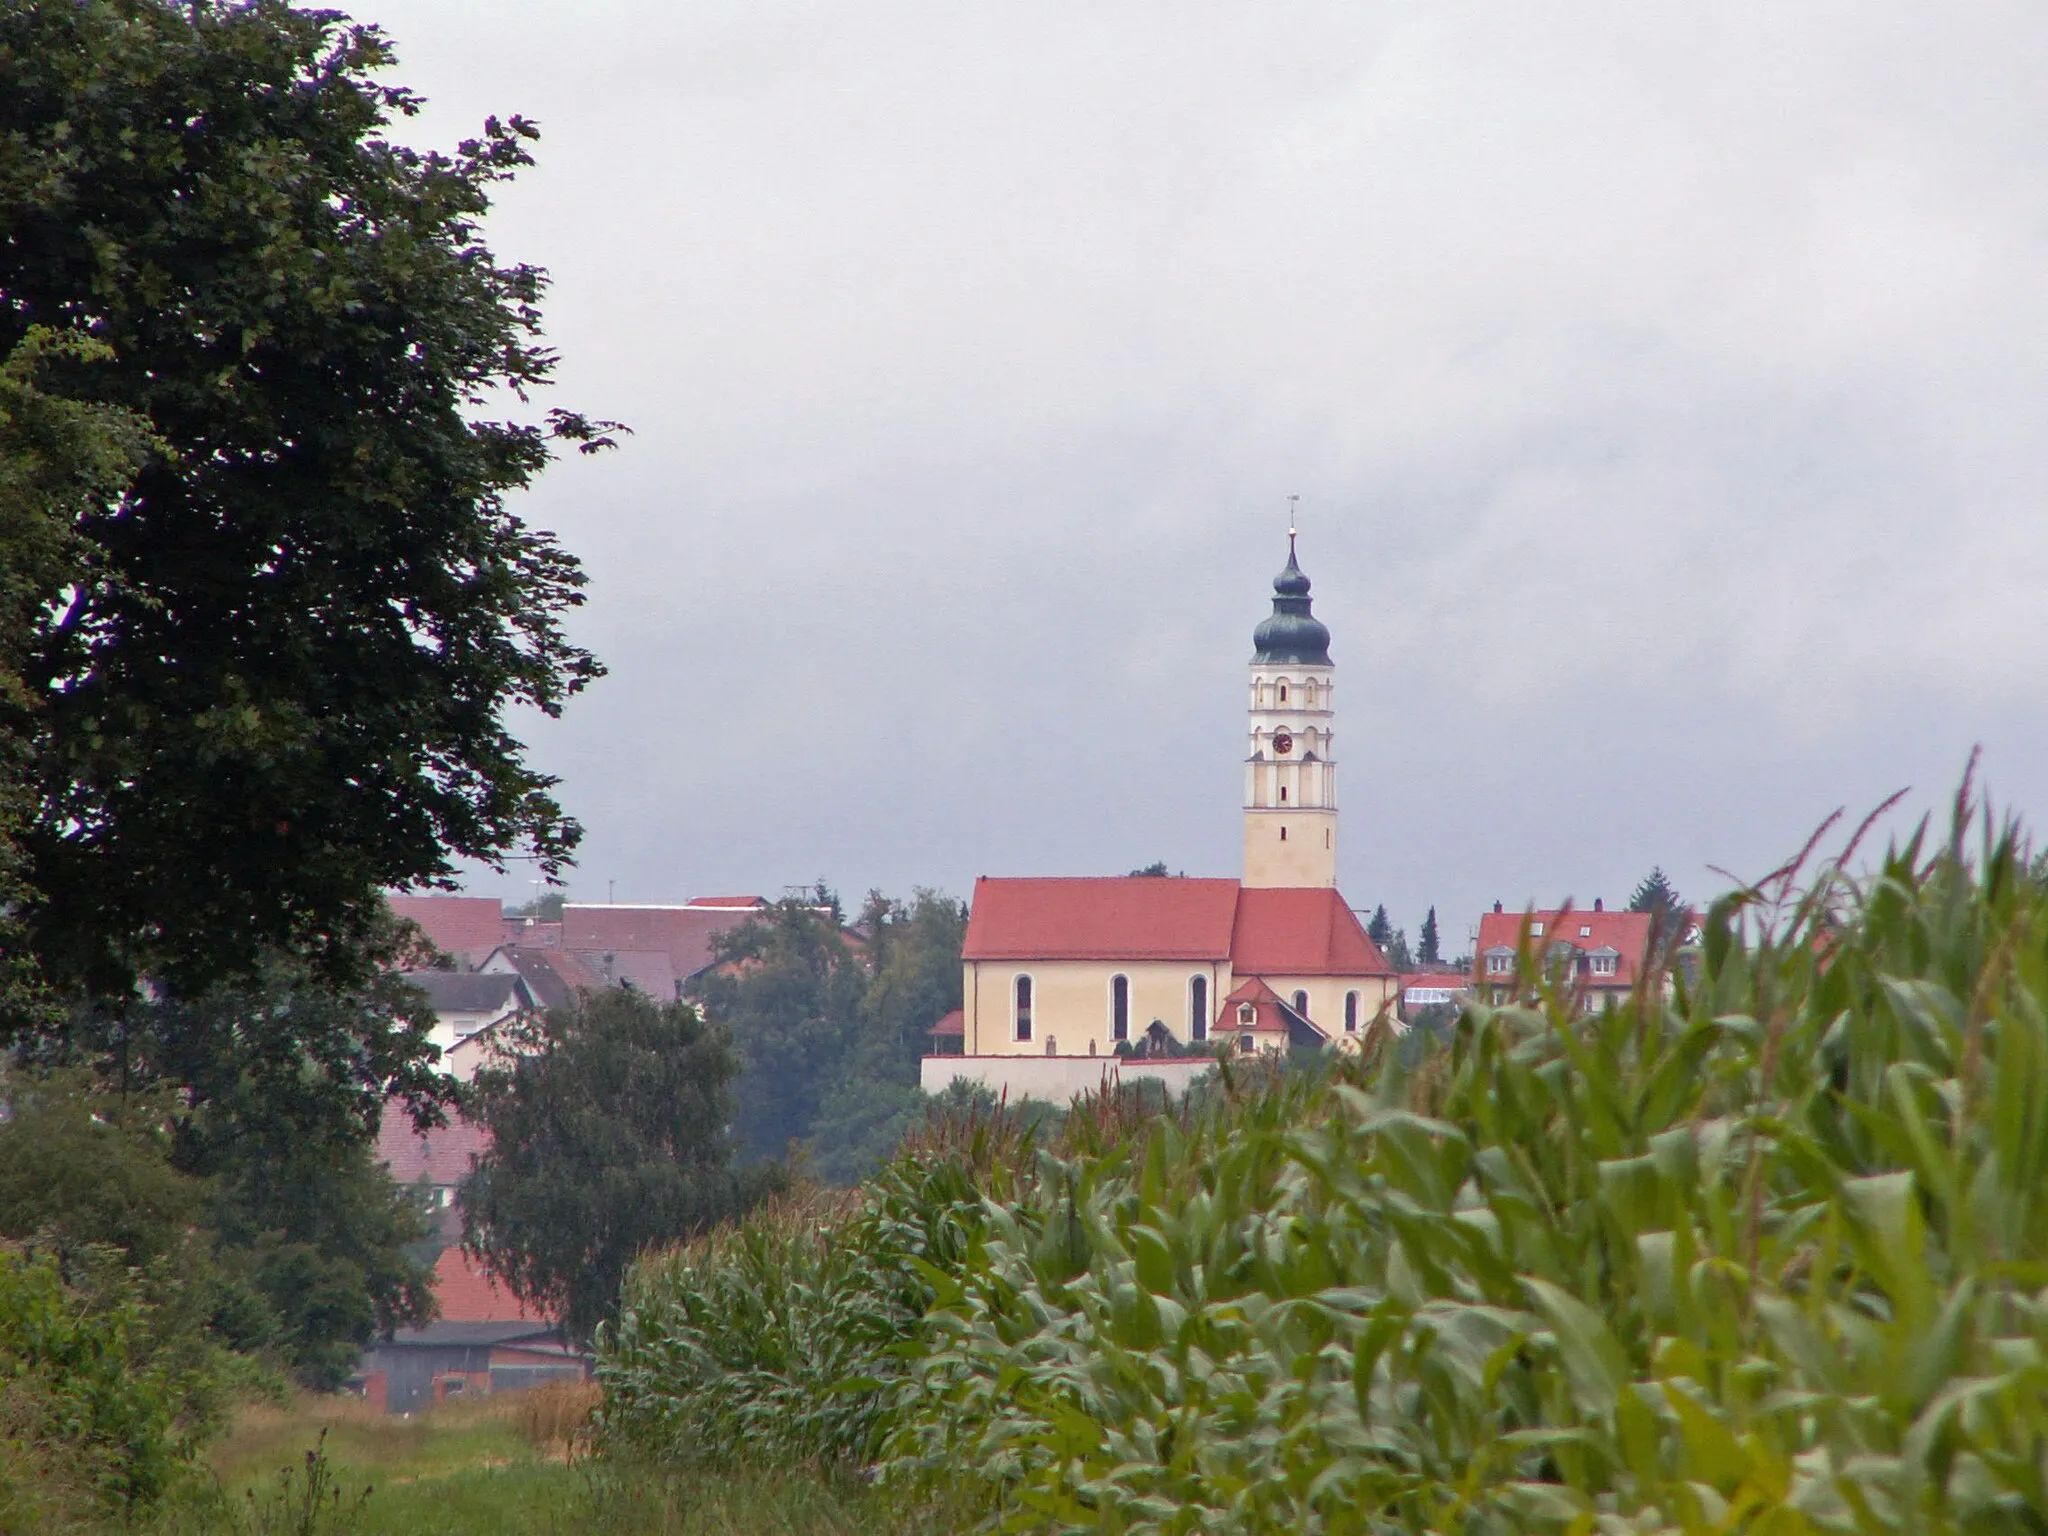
top-left (598, 787), bottom-right (2048, 1533)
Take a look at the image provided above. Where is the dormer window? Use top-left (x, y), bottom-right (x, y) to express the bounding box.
top-left (1237, 1002), bottom-right (1256, 1026)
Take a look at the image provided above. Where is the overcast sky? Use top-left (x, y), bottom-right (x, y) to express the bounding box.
top-left (369, 0), bottom-right (2048, 948)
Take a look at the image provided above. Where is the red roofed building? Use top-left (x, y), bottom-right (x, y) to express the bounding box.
top-left (559, 903), bottom-right (766, 992)
top-left (927, 535), bottom-right (1397, 1100)
top-left (1474, 902), bottom-right (1659, 1009)
top-left (387, 895), bottom-right (507, 969)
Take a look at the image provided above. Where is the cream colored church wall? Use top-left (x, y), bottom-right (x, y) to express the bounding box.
top-left (962, 959), bottom-right (1232, 1056)
top-left (1242, 974), bottom-right (1400, 1043)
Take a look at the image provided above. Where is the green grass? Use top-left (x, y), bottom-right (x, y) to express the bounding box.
top-left (135, 1390), bottom-right (970, 1536)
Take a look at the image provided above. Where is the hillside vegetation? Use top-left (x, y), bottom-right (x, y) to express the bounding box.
top-left (600, 788), bottom-right (2048, 1533)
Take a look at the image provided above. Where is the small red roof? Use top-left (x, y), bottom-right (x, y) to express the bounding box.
top-left (928, 1008), bottom-right (965, 1037)
top-left (561, 904), bottom-right (762, 982)
top-left (431, 1245), bottom-right (545, 1324)
top-left (1220, 976), bottom-right (1292, 1033)
top-left (386, 896), bottom-right (505, 963)
top-left (963, 877), bottom-right (1241, 962)
top-left (1474, 908), bottom-right (1656, 987)
top-left (1231, 888), bottom-right (1394, 978)
top-left (377, 1112), bottom-right (490, 1188)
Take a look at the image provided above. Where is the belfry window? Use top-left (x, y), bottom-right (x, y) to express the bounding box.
top-left (1110, 974), bottom-right (1129, 1041)
top-left (1279, 785), bottom-right (1288, 802)
top-left (1279, 683), bottom-right (1288, 702)
top-left (1014, 975), bottom-right (1033, 1041)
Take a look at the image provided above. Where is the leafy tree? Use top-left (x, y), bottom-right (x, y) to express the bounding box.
top-left (1366, 905), bottom-right (1392, 948)
top-left (810, 890), bottom-right (966, 1182)
top-left (463, 988), bottom-right (785, 1344)
top-left (0, 0), bottom-right (619, 1008)
top-left (0, 330), bottom-right (156, 1018)
top-left (690, 896), bottom-right (868, 1165)
top-left (41, 946), bottom-right (449, 1386)
top-left (1628, 865), bottom-right (1687, 947)
top-left (1417, 906), bottom-right (1440, 965)
top-left (1128, 862), bottom-right (1170, 877)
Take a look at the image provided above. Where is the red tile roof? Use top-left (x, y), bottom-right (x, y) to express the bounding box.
top-left (377, 1112), bottom-right (490, 1188)
top-left (1220, 976), bottom-right (1292, 1034)
top-left (1230, 888), bottom-right (1394, 977)
top-left (431, 1245), bottom-right (545, 1324)
top-left (962, 877), bottom-right (1241, 962)
top-left (928, 1008), bottom-right (965, 1037)
top-left (1474, 908), bottom-right (1655, 987)
top-left (687, 896), bottom-right (768, 908)
top-left (386, 896), bottom-right (505, 963)
top-left (561, 905), bottom-right (761, 982)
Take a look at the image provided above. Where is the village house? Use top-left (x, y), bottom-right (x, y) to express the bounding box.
top-left (1472, 900), bottom-right (1694, 1009)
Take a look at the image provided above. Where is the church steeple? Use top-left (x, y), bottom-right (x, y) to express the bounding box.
top-left (1243, 533), bottom-right (1338, 888)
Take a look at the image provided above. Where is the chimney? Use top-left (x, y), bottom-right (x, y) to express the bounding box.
top-left (1593, 897), bottom-right (1603, 912)
top-left (1493, 900), bottom-right (1503, 913)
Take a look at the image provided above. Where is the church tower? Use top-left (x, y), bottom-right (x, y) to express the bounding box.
top-left (1243, 532), bottom-right (1338, 888)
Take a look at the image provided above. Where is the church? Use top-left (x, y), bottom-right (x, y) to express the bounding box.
top-left (922, 535), bottom-right (1398, 1101)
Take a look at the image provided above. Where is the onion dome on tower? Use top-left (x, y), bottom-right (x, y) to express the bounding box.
top-left (1250, 533), bottom-right (1333, 666)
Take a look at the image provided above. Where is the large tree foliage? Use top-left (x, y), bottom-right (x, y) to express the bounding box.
top-left (34, 949), bottom-right (448, 1387)
top-left (689, 890), bottom-right (966, 1179)
top-left (0, 330), bottom-right (155, 1016)
top-left (1418, 905), bottom-right (1440, 965)
top-left (462, 988), bottom-right (783, 1345)
top-left (0, 0), bottom-right (614, 1005)
top-left (692, 895), bottom-right (870, 1165)
top-left (809, 890), bottom-right (966, 1182)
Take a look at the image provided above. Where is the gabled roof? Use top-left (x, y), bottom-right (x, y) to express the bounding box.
top-left (1221, 976), bottom-right (1291, 1032)
top-left (430, 1244), bottom-right (546, 1325)
top-left (386, 895), bottom-right (506, 962)
top-left (928, 1008), bottom-right (965, 1037)
top-left (562, 904), bottom-right (761, 982)
top-left (480, 946), bottom-right (601, 1011)
top-left (1230, 888), bottom-right (1394, 978)
top-left (376, 1112), bottom-right (489, 1188)
top-left (963, 877), bottom-right (1241, 962)
top-left (1473, 908), bottom-right (1657, 987)
top-left (399, 970), bottom-right (527, 1015)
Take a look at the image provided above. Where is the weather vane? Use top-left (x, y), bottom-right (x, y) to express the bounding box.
top-left (1287, 493), bottom-right (1299, 550)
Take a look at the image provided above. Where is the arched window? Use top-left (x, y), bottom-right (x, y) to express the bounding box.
top-left (1344, 991), bottom-right (1360, 1033)
top-left (1279, 682), bottom-right (1289, 702)
top-left (1013, 974), bottom-right (1033, 1041)
top-left (1237, 1001), bottom-right (1257, 1026)
top-left (1304, 680), bottom-right (1317, 707)
top-left (1189, 975), bottom-right (1209, 1041)
top-left (1110, 974), bottom-right (1130, 1042)
top-left (1293, 989), bottom-right (1310, 1019)
top-left (1279, 785), bottom-right (1288, 802)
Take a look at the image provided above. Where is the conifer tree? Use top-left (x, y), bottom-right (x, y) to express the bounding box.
top-left (1367, 906), bottom-right (1392, 948)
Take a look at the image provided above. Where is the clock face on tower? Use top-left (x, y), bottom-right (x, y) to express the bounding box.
top-left (1272, 730), bottom-right (1293, 756)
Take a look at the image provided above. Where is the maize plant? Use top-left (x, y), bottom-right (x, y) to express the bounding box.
top-left (606, 785), bottom-right (2048, 1534)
